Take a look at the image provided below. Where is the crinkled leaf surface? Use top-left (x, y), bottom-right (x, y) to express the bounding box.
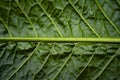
top-left (0, 0), bottom-right (120, 80)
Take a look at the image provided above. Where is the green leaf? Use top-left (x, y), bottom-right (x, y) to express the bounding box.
top-left (0, 0), bottom-right (120, 80)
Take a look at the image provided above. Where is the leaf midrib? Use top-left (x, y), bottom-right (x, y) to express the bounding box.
top-left (0, 38), bottom-right (120, 43)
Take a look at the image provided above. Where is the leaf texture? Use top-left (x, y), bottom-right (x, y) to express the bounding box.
top-left (0, 0), bottom-right (120, 80)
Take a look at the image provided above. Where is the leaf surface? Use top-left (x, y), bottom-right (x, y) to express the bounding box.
top-left (0, 0), bottom-right (120, 80)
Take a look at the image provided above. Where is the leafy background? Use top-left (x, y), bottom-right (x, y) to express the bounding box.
top-left (0, 0), bottom-right (120, 80)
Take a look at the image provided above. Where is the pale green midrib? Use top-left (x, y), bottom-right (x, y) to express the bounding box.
top-left (93, 47), bottom-right (120, 80)
top-left (36, 0), bottom-right (63, 38)
top-left (95, 0), bottom-right (120, 34)
top-left (15, 0), bottom-right (38, 38)
top-left (68, 0), bottom-right (100, 38)
top-left (0, 38), bottom-right (120, 43)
